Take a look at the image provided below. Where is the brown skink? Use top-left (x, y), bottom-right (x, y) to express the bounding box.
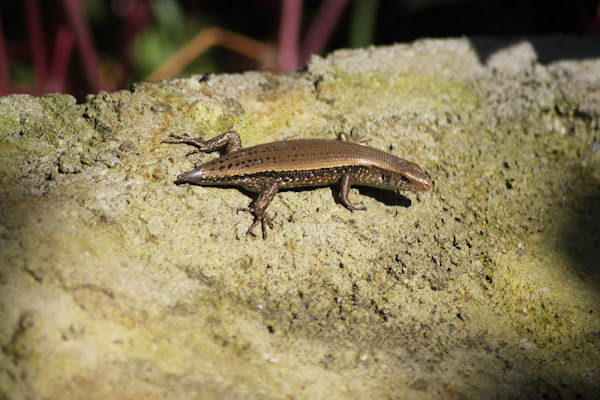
top-left (164, 131), bottom-right (432, 238)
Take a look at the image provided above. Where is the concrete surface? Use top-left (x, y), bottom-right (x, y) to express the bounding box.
top-left (1, 36), bottom-right (599, 399)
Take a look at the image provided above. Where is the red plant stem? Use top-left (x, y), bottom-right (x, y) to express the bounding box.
top-left (48, 26), bottom-right (74, 92)
top-left (25, 0), bottom-right (47, 88)
top-left (300, 0), bottom-right (349, 67)
top-left (62, 0), bottom-right (107, 93)
top-left (278, 0), bottom-right (302, 71)
top-left (117, 0), bottom-right (152, 89)
top-left (0, 15), bottom-right (9, 89)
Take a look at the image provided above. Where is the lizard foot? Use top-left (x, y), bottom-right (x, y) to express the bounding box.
top-left (237, 207), bottom-right (274, 239)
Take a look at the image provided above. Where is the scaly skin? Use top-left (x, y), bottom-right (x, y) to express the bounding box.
top-left (164, 131), bottom-right (432, 238)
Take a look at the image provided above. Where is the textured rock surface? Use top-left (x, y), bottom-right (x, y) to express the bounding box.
top-left (1, 37), bottom-right (599, 399)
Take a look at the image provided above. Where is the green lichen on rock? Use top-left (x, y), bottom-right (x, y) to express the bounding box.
top-left (1, 37), bottom-right (599, 399)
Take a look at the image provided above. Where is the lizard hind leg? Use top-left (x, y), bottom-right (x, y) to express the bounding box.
top-left (162, 131), bottom-right (243, 154)
top-left (237, 180), bottom-right (279, 239)
top-left (237, 206), bottom-right (275, 239)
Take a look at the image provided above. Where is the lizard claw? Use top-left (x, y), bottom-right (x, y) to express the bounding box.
top-left (346, 202), bottom-right (367, 212)
top-left (162, 133), bottom-right (190, 143)
top-left (237, 207), bottom-right (274, 239)
top-left (185, 149), bottom-right (201, 157)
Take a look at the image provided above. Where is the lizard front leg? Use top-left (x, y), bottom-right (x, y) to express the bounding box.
top-left (339, 173), bottom-right (367, 212)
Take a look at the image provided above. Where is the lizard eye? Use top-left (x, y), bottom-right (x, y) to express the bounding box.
top-left (401, 176), bottom-right (411, 184)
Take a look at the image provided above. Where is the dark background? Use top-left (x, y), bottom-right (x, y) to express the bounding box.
top-left (1, 0), bottom-right (598, 99)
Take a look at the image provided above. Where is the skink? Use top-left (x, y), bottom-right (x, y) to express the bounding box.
top-left (164, 131), bottom-right (432, 238)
